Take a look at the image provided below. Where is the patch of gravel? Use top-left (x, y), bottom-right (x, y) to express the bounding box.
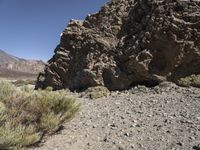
top-left (29, 82), bottom-right (200, 150)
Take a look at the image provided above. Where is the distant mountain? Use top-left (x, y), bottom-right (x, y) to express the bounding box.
top-left (0, 49), bottom-right (45, 79)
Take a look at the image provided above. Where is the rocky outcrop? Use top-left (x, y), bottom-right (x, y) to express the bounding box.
top-left (36, 0), bottom-right (200, 91)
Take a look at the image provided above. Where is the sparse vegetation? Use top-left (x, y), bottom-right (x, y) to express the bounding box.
top-left (137, 85), bottom-right (148, 93)
top-left (177, 74), bottom-right (200, 87)
top-left (84, 86), bottom-right (110, 99)
top-left (12, 79), bottom-right (36, 87)
top-left (0, 80), bottom-right (80, 149)
top-left (0, 80), bottom-right (16, 102)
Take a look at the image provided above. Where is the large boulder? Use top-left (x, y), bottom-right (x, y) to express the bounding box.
top-left (36, 0), bottom-right (200, 91)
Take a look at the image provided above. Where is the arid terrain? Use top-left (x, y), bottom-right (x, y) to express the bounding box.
top-left (0, 68), bottom-right (39, 80)
top-left (0, 0), bottom-right (200, 150)
top-left (0, 49), bottom-right (44, 80)
top-left (30, 82), bottom-right (200, 150)
top-left (32, 1), bottom-right (200, 148)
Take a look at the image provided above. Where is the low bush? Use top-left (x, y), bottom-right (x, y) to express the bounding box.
top-left (84, 86), bottom-right (110, 99)
top-left (0, 80), bottom-right (16, 102)
top-left (177, 74), bottom-right (200, 87)
top-left (0, 81), bottom-right (80, 149)
top-left (137, 85), bottom-right (148, 92)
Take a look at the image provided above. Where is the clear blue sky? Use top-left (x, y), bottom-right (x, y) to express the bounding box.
top-left (0, 0), bottom-right (109, 61)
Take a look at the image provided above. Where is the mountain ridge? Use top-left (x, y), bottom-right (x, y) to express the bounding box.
top-left (0, 49), bottom-right (45, 79)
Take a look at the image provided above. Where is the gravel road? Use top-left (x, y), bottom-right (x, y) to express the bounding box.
top-left (30, 82), bottom-right (200, 150)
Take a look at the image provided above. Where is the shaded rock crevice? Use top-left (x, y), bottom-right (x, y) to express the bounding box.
top-left (36, 0), bottom-right (200, 91)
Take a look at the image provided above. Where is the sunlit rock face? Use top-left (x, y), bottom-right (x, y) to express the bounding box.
top-left (36, 0), bottom-right (200, 91)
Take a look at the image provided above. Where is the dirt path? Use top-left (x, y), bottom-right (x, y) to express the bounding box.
top-left (30, 83), bottom-right (200, 150)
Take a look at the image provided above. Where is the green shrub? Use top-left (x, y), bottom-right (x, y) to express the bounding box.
top-left (137, 85), bottom-right (148, 92)
top-left (0, 80), bottom-right (16, 102)
top-left (177, 74), bottom-right (200, 87)
top-left (0, 121), bottom-right (41, 149)
top-left (84, 86), bottom-right (110, 99)
top-left (0, 81), bottom-right (80, 149)
top-left (39, 112), bottom-right (60, 133)
top-left (0, 102), bottom-right (6, 114)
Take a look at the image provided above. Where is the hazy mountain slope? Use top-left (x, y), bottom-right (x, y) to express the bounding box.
top-left (0, 49), bottom-right (20, 62)
top-left (0, 49), bottom-right (45, 79)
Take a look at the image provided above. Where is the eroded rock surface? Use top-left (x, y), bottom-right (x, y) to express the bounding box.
top-left (36, 0), bottom-right (200, 90)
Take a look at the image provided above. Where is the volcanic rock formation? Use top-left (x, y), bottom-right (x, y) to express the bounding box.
top-left (36, 0), bottom-right (200, 91)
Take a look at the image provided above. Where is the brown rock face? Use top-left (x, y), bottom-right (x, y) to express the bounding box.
top-left (36, 0), bottom-right (200, 91)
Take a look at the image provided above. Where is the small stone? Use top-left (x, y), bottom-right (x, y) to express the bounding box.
top-left (110, 123), bottom-right (116, 127)
top-left (127, 98), bottom-right (132, 101)
top-left (189, 136), bottom-right (195, 140)
top-left (118, 145), bottom-right (125, 150)
top-left (124, 132), bottom-right (130, 137)
top-left (193, 144), bottom-right (200, 150)
top-left (103, 137), bottom-right (108, 142)
top-left (145, 32), bottom-right (151, 39)
top-left (120, 116), bottom-right (125, 119)
top-left (166, 130), bottom-right (171, 133)
top-left (196, 116), bottom-right (200, 120)
top-left (87, 142), bottom-right (91, 146)
top-left (177, 142), bottom-right (183, 146)
top-left (136, 124), bottom-right (141, 127)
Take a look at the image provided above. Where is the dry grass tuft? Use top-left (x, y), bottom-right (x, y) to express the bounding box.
top-left (177, 74), bottom-right (200, 87)
top-left (84, 86), bottom-right (110, 99)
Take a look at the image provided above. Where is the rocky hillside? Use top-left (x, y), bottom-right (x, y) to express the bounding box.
top-left (36, 0), bottom-right (200, 91)
top-left (0, 49), bottom-right (45, 79)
